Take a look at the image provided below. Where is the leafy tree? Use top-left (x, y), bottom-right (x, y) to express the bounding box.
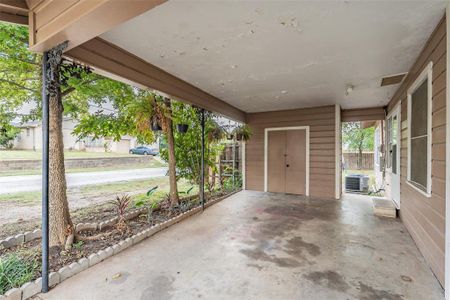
top-left (74, 92), bottom-right (183, 209)
top-left (0, 109), bottom-right (20, 149)
top-left (0, 22), bottom-right (145, 248)
top-left (161, 102), bottom-right (224, 193)
top-left (342, 122), bottom-right (374, 169)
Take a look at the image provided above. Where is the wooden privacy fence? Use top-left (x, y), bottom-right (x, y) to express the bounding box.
top-left (343, 152), bottom-right (374, 170)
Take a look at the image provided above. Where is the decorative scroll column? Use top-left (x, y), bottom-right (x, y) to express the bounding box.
top-left (41, 41), bottom-right (67, 293)
top-left (200, 108), bottom-right (205, 210)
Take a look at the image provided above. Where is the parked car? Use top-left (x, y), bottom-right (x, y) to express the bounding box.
top-left (129, 146), bottom-right (159, 156)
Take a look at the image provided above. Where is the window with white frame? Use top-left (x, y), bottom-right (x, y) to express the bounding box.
top-left (407, 62), bottom-right (432, 196)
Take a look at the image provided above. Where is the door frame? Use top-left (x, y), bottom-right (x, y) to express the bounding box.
top-left (386, 103), bottom-right (401, 208)
top-left (264, 126), bottom-right (310, 196)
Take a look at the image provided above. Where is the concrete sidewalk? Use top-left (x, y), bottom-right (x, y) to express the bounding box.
top-left (36, 191), bottom-right (444, 300)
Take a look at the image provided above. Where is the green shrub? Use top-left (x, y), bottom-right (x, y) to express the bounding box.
top-left (0, 253), bottom-right (39, 294)
top-left (222, 171), bottom-right (242, 192)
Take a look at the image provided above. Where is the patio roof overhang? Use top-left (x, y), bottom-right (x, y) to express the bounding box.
top-left (11, 1), bottom-right (448, 123)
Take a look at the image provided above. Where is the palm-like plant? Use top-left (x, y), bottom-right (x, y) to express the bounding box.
top-left (110, 194), bottom-right (132, 233)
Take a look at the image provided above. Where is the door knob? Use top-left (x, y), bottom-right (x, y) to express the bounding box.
top-left (286, 164), bottom-right (290, 167)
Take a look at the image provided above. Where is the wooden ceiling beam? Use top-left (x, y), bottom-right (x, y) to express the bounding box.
top-left (28, 0), bottom-right (166, 53)
top-left (66, 38), bottom-right (246, 122)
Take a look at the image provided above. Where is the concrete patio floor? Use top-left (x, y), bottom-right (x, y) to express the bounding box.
top-left (36, 190), bottom-right (444, 300)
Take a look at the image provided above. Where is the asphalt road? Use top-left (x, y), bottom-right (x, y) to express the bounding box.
top-left (0, 167), bottom-right (168, 194)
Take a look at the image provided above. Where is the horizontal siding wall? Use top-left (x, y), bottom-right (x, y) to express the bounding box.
top-left (387, 15), bottom-right (446, 285)
top-left (341, 107), bottom-right (386, 122)
top-left (245, 105), bottom-right (336, 199)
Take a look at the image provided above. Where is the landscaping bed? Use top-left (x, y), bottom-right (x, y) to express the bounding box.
top-left (0, 189), bottom-right (238, 297)
top-left (0, 177), bottom-right (194, 230)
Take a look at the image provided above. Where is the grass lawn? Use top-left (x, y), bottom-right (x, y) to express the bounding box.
top-left (0, 160), bottom-right (166, 177)
top-left (0, 150), bottom-right (136, 160)
top-left (0, 177), bottom-right (196, 205)
top-left (0, 176), bottom-right (200, 241)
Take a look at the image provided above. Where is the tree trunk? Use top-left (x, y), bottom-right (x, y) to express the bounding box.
top-left (49, 90), bottom-right (73, 247)
top-left (161, 99), bottom-right (179, 208)
top-left (211, 164), bottom-right (216, 189)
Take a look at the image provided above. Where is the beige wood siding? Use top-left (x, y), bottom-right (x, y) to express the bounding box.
top-left (386, 15), bottom-right (446, 285)
top-left (245, 105), bottom-right (337, 198)
top-left (341, 107), bottom-right (385, 122)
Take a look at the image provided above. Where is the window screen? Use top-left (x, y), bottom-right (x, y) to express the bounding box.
top-left (409, 80), bottom-right (428, 191)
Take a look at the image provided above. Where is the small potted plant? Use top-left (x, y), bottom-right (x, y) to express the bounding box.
top-left (176, 123), bottom-right (189, 133)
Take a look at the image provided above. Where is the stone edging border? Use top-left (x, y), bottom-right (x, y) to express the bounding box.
top-left (0, 190), bottom-right (240, 300)
top-left (0, 208), bottom-right (148, 250)
top-left (0, 230), bottom-right (42, 250)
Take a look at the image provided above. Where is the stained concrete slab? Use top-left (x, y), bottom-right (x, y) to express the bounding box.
top-left (37, 191), bottom-right (444, 300)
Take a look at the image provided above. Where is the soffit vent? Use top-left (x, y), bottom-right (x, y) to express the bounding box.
top-left (380, 73), bottom-right (407, 87)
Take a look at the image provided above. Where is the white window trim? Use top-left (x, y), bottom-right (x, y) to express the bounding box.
top-left (406, 61), bottom-right (433, 198)
top-left (264, 126), bottom-right (310, 196)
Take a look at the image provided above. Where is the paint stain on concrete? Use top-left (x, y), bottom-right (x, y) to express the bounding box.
top-left (109, 271), bottom-right (130, 285)
top-left (240, 248), bottom-right (300, 268)
top-left (264, 205), bottom-right (314, 220)
top-left (304, 271), bottom-right (350, 292)
top-left (264, 202), bottom-right (338, 222)
top-left (251, 217), bottom-right (301, 241)
top-left (285, 236), bottom-right (321, 257)
top-left (141, 275), bottom-right (175, 300)
top-left (358, 282), bottom-right (403, 300)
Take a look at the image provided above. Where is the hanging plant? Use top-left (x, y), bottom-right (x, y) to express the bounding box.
top-left (174, 103), bottom-right (189, 133)
top-left (226, 133), bottom-right (234, 140)
top-left (208, 126), bottom-right (224, 142)
top-left (176, 123), bottom-right (189, 133)
top-left (233, 124), bottom-right (252, 141)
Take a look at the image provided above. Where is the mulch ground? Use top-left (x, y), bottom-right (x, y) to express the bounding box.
top-left (0, 191), bottom-right (230, 284)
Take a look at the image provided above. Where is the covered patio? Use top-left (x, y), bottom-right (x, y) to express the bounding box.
top-left (38, 191), bottom-right (443, 300)
top-left (0, 0), bottom-right (448, 298)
